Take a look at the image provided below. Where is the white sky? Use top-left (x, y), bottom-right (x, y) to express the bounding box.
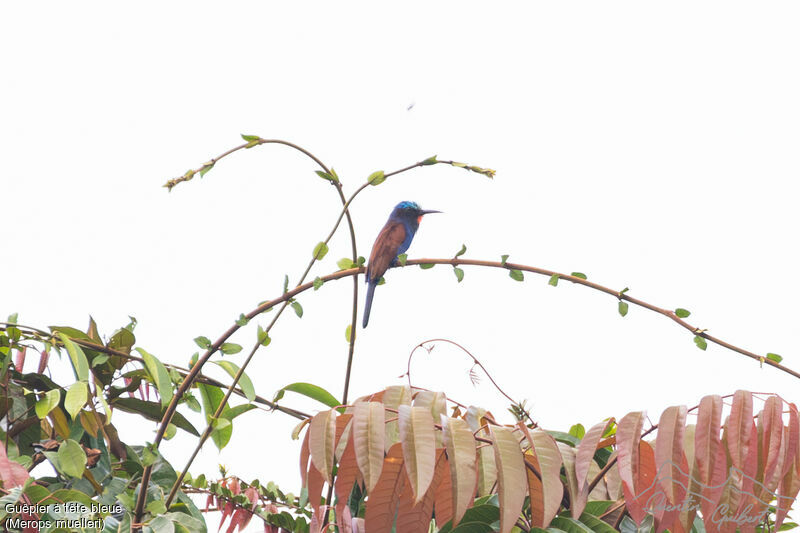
top-left (3, 2), bottom-right (799, 531)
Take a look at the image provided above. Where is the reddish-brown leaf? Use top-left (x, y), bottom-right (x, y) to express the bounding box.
top-left (300, 426), bottom-right (311, 488)
top-left (655, 406), bottom-right (687, 501)
top-left (575, 418), bottom-right (615, 494)
top-left (335, 413), bottom-right (354, 461)
top-left (334, 432), bottom-right (362, 513)
top-left (0, 441), bottom-right (29, 488)
top-left (525, 451), bottom-right (545, 527)
top-left (617, 411), bottom-right (646, 524)
top-left (396, 449), bottom-right (446, 533)
top-left (440, 416), bottom-right (477, 526)
top-left (727, 390), bottom-right (753, 472)
top-left (522, 426), bottom-right (563, 527)
top-left (219, 500), bottom-right (234, 532)
top-left (14, 347), bottom-right (26, 372)
top-left (308, 458), bottom-right (326, 516)
top-left (758, 395), bottom-right (784, 492)
top-left (433, 455), bottom-right (453, 528)
top-left (653, 405), bottom-right (688, 532)
top-left (365, 443), bottom-right (406, 532)
top-left (695, 395), bottom-right (722, 485)
top-left (492, 426), bottom-right (527, 533)
top-left (225, 508), bottom-right (248, 533)
top-left (776, 425), bottom-right (800, 529)
top-left (37, 349), bottom-right (50, 374)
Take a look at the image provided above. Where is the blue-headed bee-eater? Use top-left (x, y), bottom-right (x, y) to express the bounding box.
top-left (362, 201), bottom-right (441, 328)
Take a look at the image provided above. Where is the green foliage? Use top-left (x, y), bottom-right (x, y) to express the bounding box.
top-left (694, 335), bottom-right (708, 350)
top-left (509, 269), bottom-right (524, 281)
top-left (367, 170), bottom-right (386, 185)
top-left (312, 241), bottom-right (329, 260)
top-left (675, 308), bottom-right (691, 318)
top-left (618, 301), bottom-right (629, 317)
top-left (273, 382), bottom-right (340, 409)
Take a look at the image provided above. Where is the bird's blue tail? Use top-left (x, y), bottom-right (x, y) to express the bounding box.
top-left (362, 281), bottom-right (377, 328)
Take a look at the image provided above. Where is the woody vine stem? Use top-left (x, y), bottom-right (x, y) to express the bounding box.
top-left (132, 137), bottom-right (796, 528)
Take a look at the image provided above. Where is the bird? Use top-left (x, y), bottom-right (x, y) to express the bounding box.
top-left (362, 201), bottom-right (441, 328)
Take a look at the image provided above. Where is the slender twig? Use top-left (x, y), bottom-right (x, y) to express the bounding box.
top-left (404, 338), bottom-right (537, 427)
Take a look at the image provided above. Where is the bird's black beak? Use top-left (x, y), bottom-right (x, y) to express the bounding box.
top-left (419, 209), bottom-right (442, 216)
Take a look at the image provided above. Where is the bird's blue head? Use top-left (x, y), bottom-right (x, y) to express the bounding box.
top-left (391, 201), bottom-right (442, 224)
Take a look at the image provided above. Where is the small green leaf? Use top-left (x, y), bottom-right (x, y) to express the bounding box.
top-left (509, 269), bottom-right (524, 282)
top-left (273, 382), bottom-right (340, 409)
top-left (91, 354), bottom-right (109, 367)
top-left (675, 308), bottom-right (691, 318)
top-left (194, 336), bottom-right (211, 349)
top-left (220, 343), bottom-right (242, 355)
top-left (397, 253), bottom-right (408, 266)
top-left (35, 389), bottom-right (60, 419)
top-left (185, 394), bottom-right (202, 413)
top-left (137, 347), bottom-right (173, 408)
top-left (329, 168), bottom-right (340, 182)
top-left (345, 325), bottom-right (352, 343)
top-left (199, 162), bottom-right (214, 177)
top-left (257, 326), bottom-right (271, 347)
top-left (315, 170), bottom-right (337, 183)
top-left (312, 241), bottom-right (329, 260)
top-left (235, 314), bottom-right (249, 327)
top-left (291, 301), bottom-right (303, 318)
top-left (455, 244), bottom-right (467, 258)
top-left (453, 267), bottom-right (464, 282)
top-left (283, 275), bottom-right (289, 293)
top-left (240, 134), bottom-right (260, 142)
top-left (766, 352), bottom-right (783, 363)
top-left (313, 277), bottom-right (324, 290)
top-left (570, 272), bottom-right (587, 280)
top-left (189, 352), bottom-right (199, 367)
top-left (568, 423), bottom-right (586, 439)
top-left (377, 277), bottom-right (386, 286)
top-left (58, 334), bottom-right (89, 382)
top-left (146, 500), bottom-right (168, 515)
top-left (213, 417), bottom-right (232, 432)
top-left (618, 301), bottom-right (629, 317)
top-left (500, 254), bottom-right (509, 266)
top-left (357, 256), bottom-right (366, 266)
top-left (337, 257), bottom-right (356, 270)
top-left (213, 361), bottom-right (256, 402)
top-left (419, 263), bottom-right (435, 270)
top-left (421, 155), bottom-right (438, 165)
top-left (619, 287), bottom-right (630, 296)
top-left (65, 382), bottom-right (88, 419)
top-left (163, 423), bottom-right (177, 441)
top-left (141, 443), bottom-right (158, 466)
top-left (367, 170), bottom-right (386, 186)
top-left (57, 439), bottom-right (87, 478)
top-left (694, 335), bottom-right (707, 351)
top-left (548, 274), bottom-right (560, 286)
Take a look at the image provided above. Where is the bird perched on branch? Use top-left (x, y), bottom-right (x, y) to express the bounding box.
top-left (362, 201), bottom-right (441, 328)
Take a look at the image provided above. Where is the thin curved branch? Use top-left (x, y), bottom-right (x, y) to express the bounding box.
top-left (403, 258), bottom-right (799, 380)
top-left (404, 337), bottom-right (537, 427)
